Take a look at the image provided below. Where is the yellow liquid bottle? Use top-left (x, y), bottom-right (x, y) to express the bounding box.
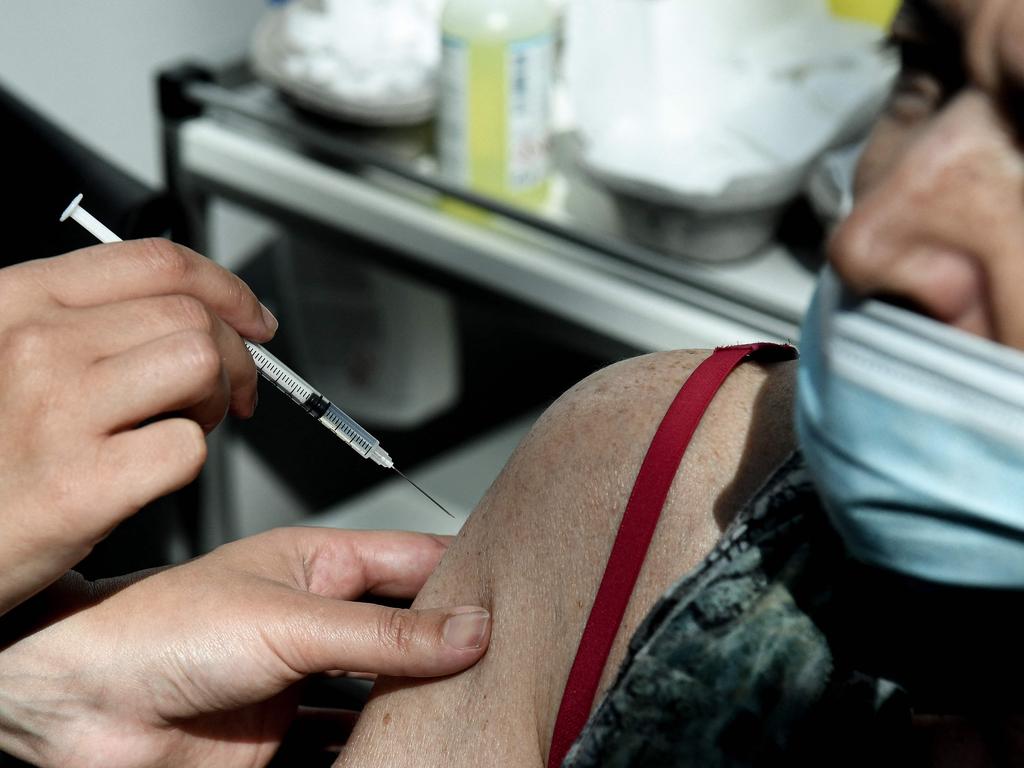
top-left (439, 0), bottom-right (556, 215)
top-left (829, 0), bottom-right (900, 28)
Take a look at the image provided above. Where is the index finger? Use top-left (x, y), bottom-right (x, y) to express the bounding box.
top-left (32, 239), bottom-right (278, 341)
top-left (244, 528), bottom-right (453, 600)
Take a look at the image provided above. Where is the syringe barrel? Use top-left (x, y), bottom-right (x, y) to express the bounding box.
top-left (245, 342), bottom-right (319, 407)
top-left (319, 403), bottom-right (379, 457)
top-left (244, 341), bottom-right (391, 467)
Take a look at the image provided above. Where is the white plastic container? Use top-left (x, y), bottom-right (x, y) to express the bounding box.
top-left (439, 0), bottom-right (556, 207)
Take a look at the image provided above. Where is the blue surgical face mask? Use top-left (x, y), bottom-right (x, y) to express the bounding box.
top-left (795, 268), bottom-right (1024, 588)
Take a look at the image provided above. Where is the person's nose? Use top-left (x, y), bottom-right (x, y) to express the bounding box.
top-left (828, 91), bottom-right (1023, 339)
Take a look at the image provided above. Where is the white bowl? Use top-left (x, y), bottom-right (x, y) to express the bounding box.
top-left (250, 7), bottom-right (438, 127)
top-left (580, 151), bottom-right (806, 263)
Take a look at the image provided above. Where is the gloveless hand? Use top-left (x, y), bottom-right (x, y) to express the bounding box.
top-left (0, 240), bottom-right (277, 615)
top-left (0, 528), bottom-right (491, 768)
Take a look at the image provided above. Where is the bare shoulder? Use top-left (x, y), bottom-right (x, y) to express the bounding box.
top-left (334, 349), bottom-right (799, 768)
top-left (510, 348), bottom-right (798, 522)
top-left (564, 347), bottom-right (796, 411)
top-left (476, 346), bottom-right (799, 617)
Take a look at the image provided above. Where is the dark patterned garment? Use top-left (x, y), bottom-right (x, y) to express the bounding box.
top-left (564, 452), bottom-right (914, 768)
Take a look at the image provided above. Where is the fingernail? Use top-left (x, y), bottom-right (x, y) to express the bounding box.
top-left (443, 608), bottom-right (490, 651)
top-left (260, 303), bottom-right (279, 333)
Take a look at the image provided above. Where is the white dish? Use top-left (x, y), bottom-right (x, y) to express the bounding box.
top-left (578, 145), bottom-right (803, 262)
top-left (250, 7), bottom-right (438, 127)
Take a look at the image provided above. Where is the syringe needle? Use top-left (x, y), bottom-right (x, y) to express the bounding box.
top-left (393, 468), bottom-right (454, 518)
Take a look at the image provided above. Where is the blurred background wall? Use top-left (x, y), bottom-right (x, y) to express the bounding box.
top-left (0, 0), bottom-right (265, 186)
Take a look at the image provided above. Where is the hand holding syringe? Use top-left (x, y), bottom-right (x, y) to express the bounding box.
top-left (61, 195), bottom-right (451, 517)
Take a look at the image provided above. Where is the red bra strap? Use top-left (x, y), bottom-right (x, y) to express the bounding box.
top-left (547, 343), bottom-right (798, 768)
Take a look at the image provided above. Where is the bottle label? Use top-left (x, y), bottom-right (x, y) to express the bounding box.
top-left (506, 35), bottom-right (553, 192)
top-left (439, 34), bottom-right (470, 187)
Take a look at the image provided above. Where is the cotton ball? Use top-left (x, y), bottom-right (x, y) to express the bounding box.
top-left (284, 54), bottom-right (310, 81)
top-left (390, 67), bottom-right (422, 96)
top-left (285, 8), bottom-right (333, 51)
top-left (306, 52), bottom-right (342, 86)
top-left (286, 0), bottom-right (441, 106)
top-left (345, 76), bottom-right (385, 103)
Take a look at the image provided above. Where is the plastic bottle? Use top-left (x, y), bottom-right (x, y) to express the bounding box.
top-left (439, 0), bottom-right (556, 209)
top-left (828, 0), bottom-right (900, 28)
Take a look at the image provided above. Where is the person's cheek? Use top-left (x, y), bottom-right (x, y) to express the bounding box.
top-left (852, 116), bottom-right (920, 199)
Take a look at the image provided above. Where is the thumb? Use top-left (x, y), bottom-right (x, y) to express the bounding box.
top-left (272, 597), bottom-right (491, 679)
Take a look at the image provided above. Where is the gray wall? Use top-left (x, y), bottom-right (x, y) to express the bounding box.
top-left (0, 0), bottom-right (267, 186)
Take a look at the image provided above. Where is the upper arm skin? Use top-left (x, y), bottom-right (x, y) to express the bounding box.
top-left (335, 349), bottom-right (798, 768)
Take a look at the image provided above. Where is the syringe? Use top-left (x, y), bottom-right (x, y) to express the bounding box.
top-left (60, 194), bottom-right (452, 517)
top-left (244, 340), bottom-right (393, 467)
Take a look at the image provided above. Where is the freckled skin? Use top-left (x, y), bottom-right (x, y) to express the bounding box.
top-left (335, 352), bottom-right (797, 767)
